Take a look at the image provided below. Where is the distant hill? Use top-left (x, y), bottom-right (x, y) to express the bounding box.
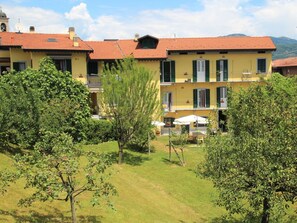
top-left (225, 34), bottom-right (297, 60)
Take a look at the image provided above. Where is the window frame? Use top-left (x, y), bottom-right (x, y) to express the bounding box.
top-left (160, 60), bottom-right (175, 83)
top-left (87, 60), bottom-right (99, 76)
top-left (162, 92), bottom-right (173, 112)
top-left (13, 61), bottom-right (26, 72)
top-left (193, 88), bottom-right (210, 108)
top-left (257, 58), bottom-right (267, 74)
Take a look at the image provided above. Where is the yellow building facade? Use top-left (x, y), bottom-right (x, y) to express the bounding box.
top-left (87, 35), bottom-right (275, 131)
top-left (0, 10), bottom-right (276, 132)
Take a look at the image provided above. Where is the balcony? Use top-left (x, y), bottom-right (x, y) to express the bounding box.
top-left (87, 74), bottom-right (101, 92)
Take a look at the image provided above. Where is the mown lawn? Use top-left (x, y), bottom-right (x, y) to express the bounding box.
top-left (0, 136), bottom-right (227, 222)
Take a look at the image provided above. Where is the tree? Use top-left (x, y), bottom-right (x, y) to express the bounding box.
top-left (0, 57), bottom-right (91, 145)
top-left (200, 74), bottom-right (297, 222)
top-left (0, 77), bottom-right (41, 149)
top-left (0, 132), bottom-right (117, 223)
top-left (100, 58), bottom-right (161, 164)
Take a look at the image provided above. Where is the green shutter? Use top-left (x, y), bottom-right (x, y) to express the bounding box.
top-left (206, 89), bottom-right (210, 108)
top-left (205, 60), bottom-right (210, 82)
top-left (13, 62), bottom-right (19, 71)
top-left (193, 89), bottom-right (198, 108)
top-left (223, 60), bottom-right (228, 81)
top-left (66, 59), bottom-right (72, 73)
top-left (217, 87), bottom-right (221, 107)
top-left (193, 60), bottom-right (197, 82)
top-left (171, 61), bottom-right (175, 82)
top-left (160, 61), bottom-right (163, 82)
top-left (216, 60), bottom-right (220, 81)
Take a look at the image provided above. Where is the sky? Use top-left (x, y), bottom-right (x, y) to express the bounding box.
top-left (0, 0), bottom-right (297, 40)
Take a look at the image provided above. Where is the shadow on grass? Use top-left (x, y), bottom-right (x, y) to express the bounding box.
top-left (0, 208), bottom-right (102, 223)
top-left (107, 151), bottom-right (150, 166)
top-left (126, 143), bottom-right (156, 154)
top-left (162, 157), bottom-right (184, 166)
top-left (210, 214), bottom-right (297, 223)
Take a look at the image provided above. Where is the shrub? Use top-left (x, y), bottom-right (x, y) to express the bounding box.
top-left (85, 119), bottom-right (115, 144)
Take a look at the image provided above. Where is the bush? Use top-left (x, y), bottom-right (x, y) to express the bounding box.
top-left (85, 119), bottom-right (115, 144)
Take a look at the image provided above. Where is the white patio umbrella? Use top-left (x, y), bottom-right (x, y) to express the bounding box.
top-left (151, 121), bottom-right (165, 126)
top-left (174, 115), bottom-right (208, 124)
top-left (173, 120), bottom-right (190, 125)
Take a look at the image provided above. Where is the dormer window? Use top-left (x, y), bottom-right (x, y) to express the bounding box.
top-left (137, 35), bottom-right (159, 49)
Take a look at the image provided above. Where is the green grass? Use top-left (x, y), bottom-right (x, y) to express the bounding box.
top-left (0, 137), bottom-right (227, 223)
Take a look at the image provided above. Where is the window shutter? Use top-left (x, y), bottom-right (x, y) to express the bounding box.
top-left (13, 62), bottom-right (19, 71)
top-left (160, 61), bottom-right (163, 82)
top-left (193, 60), bottom-right (197, 82)
top-left (223, 60), bottom-right (228, 81)
top-left (193, 89), bottom-right (198, 108)
top-left (206, 89), bottom-right (210, 108)
top-left (205, 60), bottom-right (210, 82)
top-left (217, 87), bottom-right (221, 107)
top-left (66, 59), bottom-right (72, 73)
top-left (216, 60), bottom-right (220, 81)
top-left (170, 61), bottom-right (175, 82)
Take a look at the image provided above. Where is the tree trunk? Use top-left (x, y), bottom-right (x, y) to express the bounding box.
top-left (118, 142), bottom-right (124, 164)
top-left (261, 197), bottom-right (270, 223)
top-left (70, 195), bottom-right (77, 223)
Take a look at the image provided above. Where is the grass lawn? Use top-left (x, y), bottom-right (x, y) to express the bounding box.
top-left (0, 137), bottom-right (227, 222)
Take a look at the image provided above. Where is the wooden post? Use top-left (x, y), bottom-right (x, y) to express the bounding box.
top-left (169, 127), bottom-right (172, 161)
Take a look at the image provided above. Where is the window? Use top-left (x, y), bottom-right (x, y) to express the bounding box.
top-left (257, 58), bottom-right (266, 73)
top-left (140, 38), bottom-right (158, 49)
top-left (163, 117), bottom-right (175, 128)
top-left (160, 60), bottom-right (175, 83)
top-left (193, 88), bottom-right (210, 108)
top-left (217, 87), bottom-right (227, 108)
top-left (216, 59), bottom-right (228, 81)
top-left (1, 66), bottom-right (10, 75)
top-left (87, 61), bottom-right (98, 76)
top-left (53, 59), bottom-right (72, 73)
top-left (162, 92), bottom-right (172, 112)
top-left (193, 60), bottom-right (209, 82)
top-left (13, 62), bottom-right (26, 72)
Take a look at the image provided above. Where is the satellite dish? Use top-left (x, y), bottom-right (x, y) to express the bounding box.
top-left (15, 19), bottom-right (23, 32)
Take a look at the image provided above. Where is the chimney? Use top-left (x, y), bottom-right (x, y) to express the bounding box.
top-left (134, 33), bottom-right (140, 42)
top-left (73, 35), bottom-right (79, 47)
top-left (69, 27), bottom-right (75, 40)
top-left (29, 26), bottom-right (35, 33)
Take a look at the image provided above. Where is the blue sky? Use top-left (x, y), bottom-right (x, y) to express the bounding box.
top-left (0, 0), bottom-right (296, 40)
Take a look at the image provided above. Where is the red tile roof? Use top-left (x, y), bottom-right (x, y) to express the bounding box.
top-left (0, 32), bottom-right (93, 52)
top-left (272, 57), bottom-right (297, 68)
top-left (87, 36), bottom-right (276, 60)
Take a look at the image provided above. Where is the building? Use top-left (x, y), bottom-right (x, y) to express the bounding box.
top-left (0, 9), bottom-right (276, 131)
top-left (272, 57), bottom-right (297, 77)
top-left (87, 35), bottom-right (276, 131)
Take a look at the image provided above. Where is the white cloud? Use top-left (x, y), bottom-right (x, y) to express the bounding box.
top-left (2, 5), bottom-right (68, 33)
top-left (65, 3), bottom-right (92, 22)
top-left (1, 0), bottom-right (297, 40)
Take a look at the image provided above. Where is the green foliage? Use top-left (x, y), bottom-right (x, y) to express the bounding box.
top-left (0, 77), bottom-right (41, 148)
top-left (201, 73), bottom-right (297, 222)
top-left (100, 57), bottom-right (161, 163)
top-left (0, 57), bottom-right (91, 144)
top-left (84, 118), bottom-right (116, 144)
top-left (0, 132), bottom-right (117, 222)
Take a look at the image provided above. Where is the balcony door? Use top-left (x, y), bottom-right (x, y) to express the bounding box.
top-left (197, 60), bottom-right (205, 82)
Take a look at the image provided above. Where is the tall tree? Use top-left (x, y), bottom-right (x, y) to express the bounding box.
top-left (0, 132), bottom-right (117, 223)
top-left (100, 58), bottom-right (161, 164)
top-left (0, 77), bottom-right (41, 149)
top-left (200, 74), bottom-right (297, 222)
top-left (0, 57), bottom-right (91, 146)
